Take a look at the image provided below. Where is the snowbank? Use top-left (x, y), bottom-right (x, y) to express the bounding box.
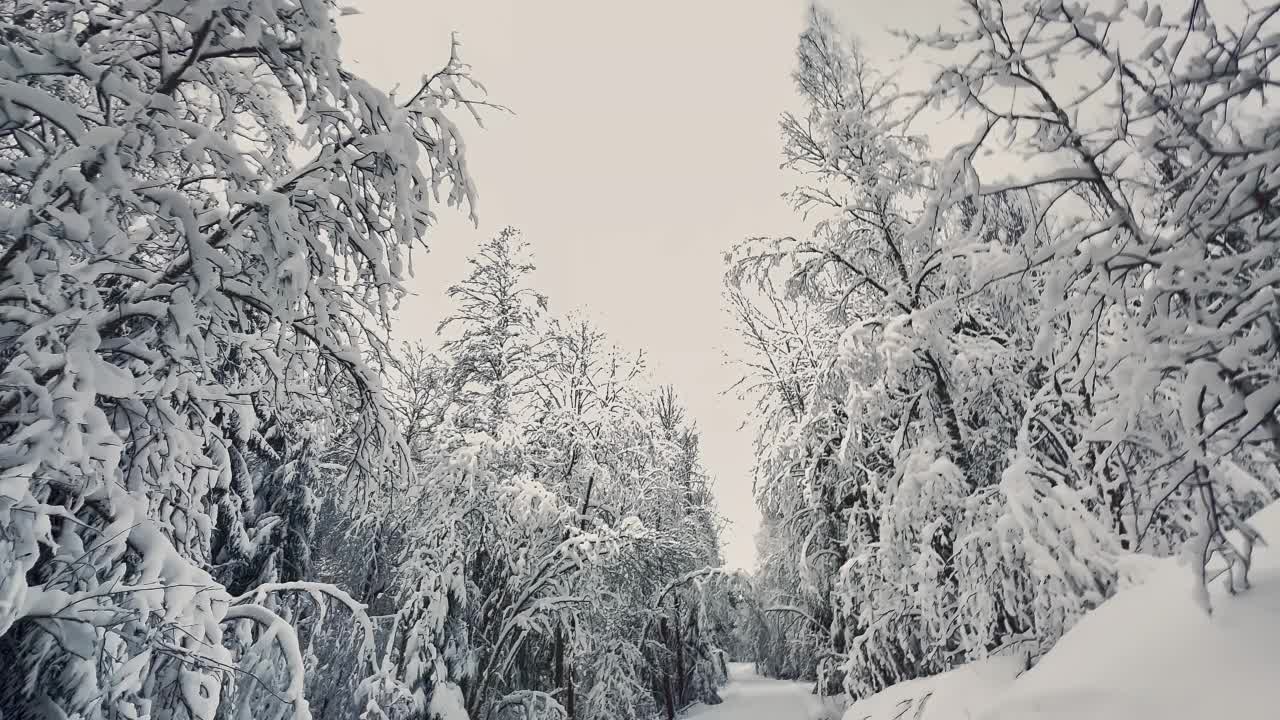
top-left (843, 501), bottom-right (1280, 720)
top-left (840, 655), bottom-right (1025, 720)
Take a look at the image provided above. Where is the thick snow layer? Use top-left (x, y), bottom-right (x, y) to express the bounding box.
top-left (841, 655), bottom-right (1026, 720)
top-left (841, 501), bottom-right (1280, 720)
top-left (684, 663), bottom-right (839, 720)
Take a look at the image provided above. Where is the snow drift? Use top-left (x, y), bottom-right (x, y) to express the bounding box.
top-left (842, 501), bottom-right (1280, 720)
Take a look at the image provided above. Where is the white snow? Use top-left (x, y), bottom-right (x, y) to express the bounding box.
top-left (841, 656), bottom-right (1026, 720)
top-left (683, 663), bottom-right (839, 720)
top-left (839, 500), bottom-right (1280, 720)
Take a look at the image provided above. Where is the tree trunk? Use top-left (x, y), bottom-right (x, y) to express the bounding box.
top-left (558, 472), bottom-right (595, 720)
top-left (554, 626), bottom-right (565, 691)
top-left (674, 596), bottom-right (686, 704)
top-left (566, 663), bottom-right (576, 720)
top-left (660, 616), bottom-right (676, 720)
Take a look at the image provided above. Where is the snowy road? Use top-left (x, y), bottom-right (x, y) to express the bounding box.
top-left (683, 663), bottom-right (835, 720)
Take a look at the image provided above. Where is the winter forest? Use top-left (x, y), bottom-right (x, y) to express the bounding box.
top-left (2, 0), bottom-right (1280, 719)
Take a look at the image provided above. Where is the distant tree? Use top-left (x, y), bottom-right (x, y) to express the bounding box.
top-left (439, 227), bottom-right (548, 432)
top-left (409, 235), bottom-right (730, 720)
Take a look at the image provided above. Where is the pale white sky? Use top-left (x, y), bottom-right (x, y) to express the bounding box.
top-left (340, 0), bottom-right (937, 569)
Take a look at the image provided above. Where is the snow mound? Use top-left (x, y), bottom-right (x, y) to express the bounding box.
top-left (980, 499), bottom-right (1280, 720)
top-left (840, 655), bottom-right (1025, 720)
top-left (843, 501), bottom-right (1280, 720)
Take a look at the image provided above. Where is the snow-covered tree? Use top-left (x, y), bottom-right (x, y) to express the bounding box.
top-left (371, 232), bottom-right (730, 720)
top-left (439, 226), bottom-right (547, 433)
top-left (735, 0), bottom-right (1280, 702)
top-left (905, 0), bottom-right (1280, 610)
top-left (0, 1), bottom-right (487, 716)
top-left (731, 4), bottom-right (1133, 698)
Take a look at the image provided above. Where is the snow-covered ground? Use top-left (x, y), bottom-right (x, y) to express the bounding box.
top-left (841, 501), bottom-right (1280, 720)
top-left (684, 663), bottom-right (840, 720)
top-left (837, 655), bottom-right (1024, 720)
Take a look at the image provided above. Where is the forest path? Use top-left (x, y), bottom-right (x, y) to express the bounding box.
top-left (683, 663), bottom-right (834, 720)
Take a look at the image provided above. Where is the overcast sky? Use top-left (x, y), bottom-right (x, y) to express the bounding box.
top-left (339, 0), bottom-right (936, 569)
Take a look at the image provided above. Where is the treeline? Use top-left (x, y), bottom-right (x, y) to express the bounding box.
top-left (307, 226), bottom-right (738, 720)
top-left (736, 0), bottom-right (1280, 701)
top-left (0, 2), bottom-right (737, 719)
